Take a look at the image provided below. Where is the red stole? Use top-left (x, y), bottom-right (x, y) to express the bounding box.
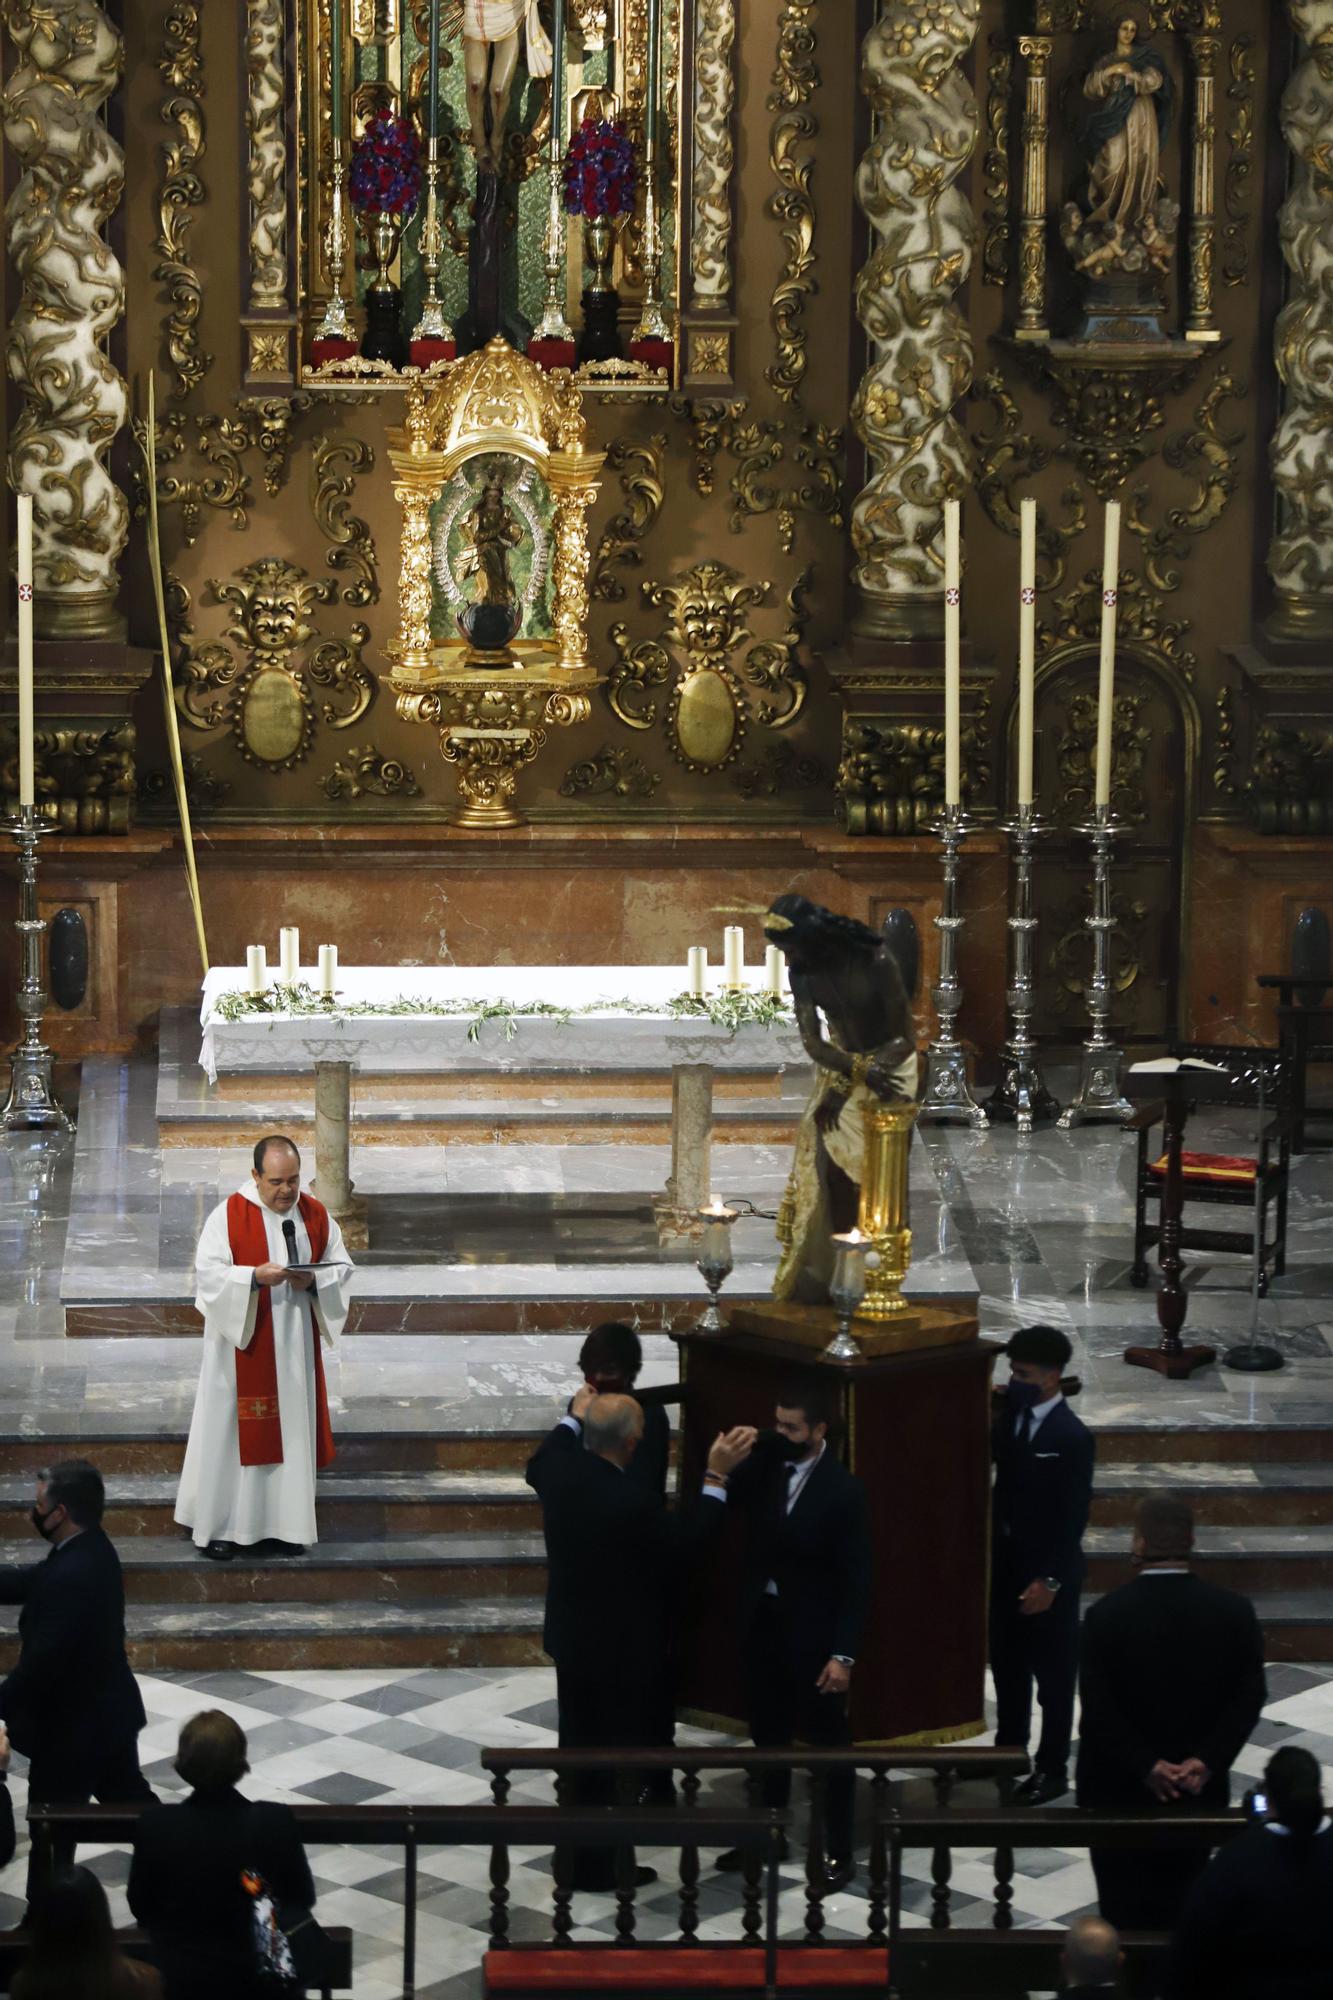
top-left (226, 1191), bottom-right (336, 1471)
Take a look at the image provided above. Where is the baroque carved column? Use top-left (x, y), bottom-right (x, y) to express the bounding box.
top-left (1268, 1), bottom-right (1333, 639)
top-left (243, 0), bottom-right (296, 384)
top-left (678, 0), bottom-right (738, 389)
top-left (1014, 36), bottom-right (1052, 343)
top-left (3, 0), bottom-right (129, 638)
top-left (849, 0), bottom-right (978, 639)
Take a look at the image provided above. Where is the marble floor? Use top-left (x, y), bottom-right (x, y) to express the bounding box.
top-left (0, 1660), bottom-right (1330, 2000)
top-left (4, 1057), bottom-right (1333, 1994)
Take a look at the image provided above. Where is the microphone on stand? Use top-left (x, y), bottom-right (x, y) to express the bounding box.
top-left (281, 1218), bottom-right (299, 1267)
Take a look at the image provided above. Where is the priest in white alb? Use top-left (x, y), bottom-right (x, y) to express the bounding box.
top-left (176, 1134), bottom-right (353, 1561)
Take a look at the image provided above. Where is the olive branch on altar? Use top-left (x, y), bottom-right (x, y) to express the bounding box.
top-left (209, 985), bottom-right (794, 1042)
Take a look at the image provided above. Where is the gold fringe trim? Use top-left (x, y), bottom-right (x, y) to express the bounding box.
top-left (857, 1717), bottom-right (987, 1750)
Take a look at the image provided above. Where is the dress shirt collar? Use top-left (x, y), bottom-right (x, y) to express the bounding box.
top-left (1267, 1816), bottom-right (1332, 1836)
top-left (785, 1441), bottom-right (824, 1509)
top-left (1016, 1390), bottom-right (1062, 1437)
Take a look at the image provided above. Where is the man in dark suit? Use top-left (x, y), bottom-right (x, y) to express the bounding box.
top-left (720, 1384), bottom-right (872, 1891)
top-left (527, 1387), bottom-right (754, 1891)
top-left (0, 1459), bottom-right (153, 1896)
top-left (990, 1325), bottom-right (1095, 1805)
top-left (577, 1322), bottom-right (670, 1497)
top-left (1076, 1491), bottom-right (1266, 1930)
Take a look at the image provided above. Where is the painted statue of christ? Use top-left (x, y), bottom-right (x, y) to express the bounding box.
top-left (448, 0), bottom-right (553, 175)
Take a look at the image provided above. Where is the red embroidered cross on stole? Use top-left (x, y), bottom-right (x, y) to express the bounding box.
top-left (225, 1191), bottom-right (336, 1470)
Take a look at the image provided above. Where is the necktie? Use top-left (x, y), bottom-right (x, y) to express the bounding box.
top-left (1017, 1406), bottom-right (1033, 1447)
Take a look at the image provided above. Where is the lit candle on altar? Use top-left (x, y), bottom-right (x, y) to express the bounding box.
top-left (723, 925), bottom-right (745, 989)
top-left (246, 945), bottom-right (267, 996)
top-left (16, 494), bottom-right (34, 810)
top-left (318, 943), bottom-right (338, 997)
top-left (687, 945), bottom-right (707, 998)
top-left (329, 0), bottom-right (344, 144)
top-left (943, 498), bottom-right (961, 809)
top-left (1017, 497), bottom-right (1037, 809)
top-left (1094, 500), bottom-right (1121, 812)
top-left (765, 944), bottom-right (784, 998)
top-left (279, 926), bottom-right (300, 986)
top-left (830, 1228), bottom-right (869, 1315)
top-left (697, 1197), bottom-right (737, 1271)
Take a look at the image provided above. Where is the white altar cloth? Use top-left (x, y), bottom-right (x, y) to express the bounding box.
top-left (199, 964), bottom-right (803, 1084)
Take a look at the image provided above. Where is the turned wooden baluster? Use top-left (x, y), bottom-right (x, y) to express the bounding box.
top-left (866, 1768), bottom-right (890, 1948)
top-left (993, 1838), bottom-right (1015, 1929)
top-left (804, 1767), bottom-right (827, 1942)
top-left (678, 1763), bottom-right (700, 1943)
top-left (487, 1838), bottom-right (511, 1947)
top-left (489, 1761), bottom-right (511, 1806)
top-left (613, 1837), bottom-right (638, 1946)
top-left (741, 1843), bottom-right (764, 1946)
top-left (552, 1773), bottom-right (574, 1947)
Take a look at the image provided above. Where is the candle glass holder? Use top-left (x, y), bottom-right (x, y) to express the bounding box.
top-left (856, 1101), bottom-right (919, 1319)
top-left (694, 1203), bottom-right (736, 1331)
top-left (1057, 807), bottom-right (1135, 1129)
top-left (825, 1231), bottom-right (868, 1361)
top-left (920, 806), bottom-right (988, 1128)
top-left (985, 806), bottom-right (1061, 1132)
top-left (3, 808), bottom-right (73, 1133)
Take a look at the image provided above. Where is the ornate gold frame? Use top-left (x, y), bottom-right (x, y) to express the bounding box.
top-left (384, 338), bottom-right (605, 827)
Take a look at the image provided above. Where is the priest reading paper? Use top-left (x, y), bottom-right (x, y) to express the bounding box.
top-left (176, 1134), bottom-right (353, 1562)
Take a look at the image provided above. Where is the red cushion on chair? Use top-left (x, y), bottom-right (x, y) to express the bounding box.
top-left (483, 1946), bottom-right (887, 1991)
top-left (1148, 1151), bottom-right (1257, 1185)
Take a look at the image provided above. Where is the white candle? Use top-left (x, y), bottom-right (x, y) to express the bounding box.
top-left (943, 498), bottom-right (961, 809)
top-left (279, 926), bottom-right (300, 985)
top-left (687, 945), bottom-right (707, 998)
top-left (16, 494), bottom-right (34, 809)
top-left (1094, 500), bottom-right (1121, 811)
top-left (723, 925), bottom-right (745, 989)
top-left (1018, 497), bottom-right (1037, 809)
top-left (318, 943), bottom-right (338, 996)
top-left (765, 943), bottom-right (784, 997)
top-left (246, 945), bottom-right (267, 996)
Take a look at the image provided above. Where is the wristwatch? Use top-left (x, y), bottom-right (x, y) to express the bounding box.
top-left (1043, 1577), bottom-right (1062, 1593)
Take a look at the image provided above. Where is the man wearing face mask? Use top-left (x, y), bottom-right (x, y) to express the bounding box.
top-left (990, 1325), bottom-right (1094, 1806)
top-left (718, 1387), bottom-right (872, 1892)
top-left (0, 1459), bottom-right (153, 1901)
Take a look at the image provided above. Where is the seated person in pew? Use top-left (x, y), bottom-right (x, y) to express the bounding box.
top-left (12, 1865), bottom-right (162, 2000)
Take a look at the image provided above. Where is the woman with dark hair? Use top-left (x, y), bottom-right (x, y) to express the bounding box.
top-left (763, 895), bottom-right (918, 1300)
top-left (1168, 1746), bottom-right (1333, 1999)
top-left (127, 1711), bottom-right (316, 2000)
top-left (12, 1866), bottom-right (160, 2000)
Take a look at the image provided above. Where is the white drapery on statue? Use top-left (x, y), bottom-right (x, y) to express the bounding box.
top-left (175, 1183), bottom-right (353, 1550)
top-left (464, 0), bottom-right (552, 76)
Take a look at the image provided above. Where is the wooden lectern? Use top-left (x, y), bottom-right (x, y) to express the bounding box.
top-left (673, 1304), bottom-right (998, 1747)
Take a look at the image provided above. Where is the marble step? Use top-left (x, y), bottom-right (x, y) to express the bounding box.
top-left (0, 1471), bottom-right (543, 1539)
top-left (0, 1595), bottom-right (547, 1673)
top-left (0, 1427), bottom-right (551, 1479)
top-left (0, 1533), bottom-right (546, 1605)
top-left (1090, 1425), bottom-right (1333, 1467)
top-left (158, 1092), bottom-right (803, 1149)
top-left (1086, 1525), bottom-right (1333, 1595)
top-left (1091, 1462), bottom-right (1333, 1527)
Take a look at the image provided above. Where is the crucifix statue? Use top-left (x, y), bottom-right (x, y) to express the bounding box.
top-left (445, 0), bottom-right (552, 175)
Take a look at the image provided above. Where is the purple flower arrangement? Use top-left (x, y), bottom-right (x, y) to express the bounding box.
top-left (348, 109), bottom-right (423, 218)
top-left (562, 118), bottom-right (638, 221)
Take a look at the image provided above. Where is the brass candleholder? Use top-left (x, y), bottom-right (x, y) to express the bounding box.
top-left (316, 137), bottom-right (354, 342)
top-left (856, 1101), bottom-right (918, 1319)
top-left (412, 136), bottom-right (454, 344)
top-left (824, 1230), bottom-right (869, 1360)
top-left (3, 807), bottom-right (73, 1133)
top-left (694, 1200), bottom-right (736, 1331)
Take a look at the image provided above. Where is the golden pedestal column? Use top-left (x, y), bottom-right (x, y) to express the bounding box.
top-left (857, 1100), bottom-right (920, 1319)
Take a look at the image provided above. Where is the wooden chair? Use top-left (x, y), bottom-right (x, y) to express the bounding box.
top-left (1130, 1044), bottom-right (1291, 1296)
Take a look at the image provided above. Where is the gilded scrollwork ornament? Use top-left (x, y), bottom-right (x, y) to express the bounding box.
top-left (1267, 1), bottom-right (1333, 637)
top-left (766, 0), bottom-right (819, 407)
top-left (146, 410), bottom-right (252, 546)
top-left (246, 0), bottom-right (287, 312)
top-left (1056, 687), bottom-right (1150, 823)
top-left (0, 722), bottom-right (136, 832)
top-left (1041, 566), bottom-right (1198, 682)
top-left (559, 744), bottom-right (662, 799)
top-left (1221, 34), bottom-right (1254, 288)
top-left (310, 430), bottom-right (380, 606)
top-left (688, 0), bottom-right (737, 308)
top-left (176, 557), bottom-right (374, 770)
top-left (4, 0), bottom-right (129, 637)
top-left (1248, 725), bottom-right (1333, 833)
top-left (1212, 685), bottom-right (1238, 804)
top-left (731, 742), bottom-right (829, 801)
top-left (849, 0), bottom-right (979, 633)
top-left (155, 1), bottom-right (211, 403)
top-left (970, 369), bottom-right (1086, 594)
top-left (1124, 370), bottom-right (1243, 595)
top-left (835, 707), bottom-right (990, 837)
top-left (981, 34), bottom-right (1012, 288)
top-left (590, 434), bottom-right (667, 602)
top-left (607, 559), bottom-right (809, 775)
top-left (322, 744), bottom-right (421, 800)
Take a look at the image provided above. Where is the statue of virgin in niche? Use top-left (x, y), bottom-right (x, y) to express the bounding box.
top-left (1062, 14), bottom-right (1176, 282)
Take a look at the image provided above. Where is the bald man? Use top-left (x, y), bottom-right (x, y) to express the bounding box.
top-left (527, 1388), bottom-right (754, 1892)
top-left (1060, 1915), bottom-right (1123, 1996)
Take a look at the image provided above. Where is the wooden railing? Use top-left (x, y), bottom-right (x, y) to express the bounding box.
top-left (26, 1784), bottom-right (1248, 2000)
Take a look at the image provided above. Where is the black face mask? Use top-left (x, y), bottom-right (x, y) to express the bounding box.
top-left (778, 1435), bottom-right (812, 1463)
top-left (30, 1505), bottom-right (60, 1541)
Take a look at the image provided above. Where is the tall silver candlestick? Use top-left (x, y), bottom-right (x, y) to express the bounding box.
top-left (920, 805), bottom-right (987, 1128)
top-left (316, 136), bottom-right (354, 342)
top-left (985, 806), bottom-right (1060, 1132)
top-left (534, 0), bottom-right (574, 342)
top-left (3, 808), bottom-right (71, 1132)
top-left (1057, 806), bottom-right (1133, 1129)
